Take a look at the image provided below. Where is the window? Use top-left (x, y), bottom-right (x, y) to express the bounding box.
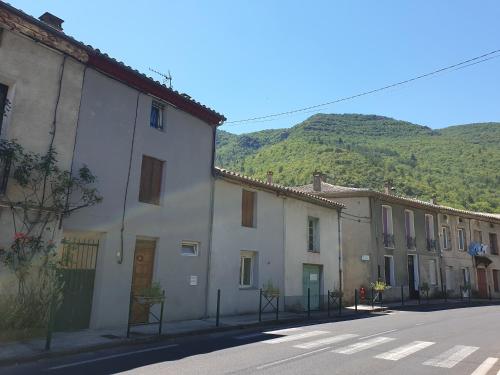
top-left (181, 241), bottom-right (199, 256)
top-left (384, 255), bottom-right (395, 286)
top-left (457, 228), bottom-right (466, 251)
top-left (473, 229), bottom-right (483, 244)
top-left (429, 260), bottom-right (437, 286)
top-left (307, 217), bottom-right (320, 252)
top-left (493, 270), bottom-right (500, 292)
top-left (241, 190), bottom-right (256, 227)
top-left (489, 233), bottom-right (498, 255)
top-left (382, 205), bottom-right (394, 248)
top-left (239, 251), bottom-right (256, 288)
top-left (150, 101), bottom-right (164, 130)
top-left (405, 210), bottom-right (415, 249)
top-left (0, 83), bottom-right (8, 134)
top-left (425, 214), bottom-right (436, 251)
top-left (139, 155), bottom-right (164, 205)
top-left (441, 226), bottom-right (451, 250)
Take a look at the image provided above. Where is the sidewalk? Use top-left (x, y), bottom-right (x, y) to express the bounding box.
top-left (0, 309), bottom-right (356, 366)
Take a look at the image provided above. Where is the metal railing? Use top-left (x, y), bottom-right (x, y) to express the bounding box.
top-left (383, 233), bottom-right (395, 248)
top-left (406, 236), bottom-right (416, 249)
top-left (426, 238), bottom-right (437, 251)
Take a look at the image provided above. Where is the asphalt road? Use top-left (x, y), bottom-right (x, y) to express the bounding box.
top-left (2, 304), bottom-right (500, 375)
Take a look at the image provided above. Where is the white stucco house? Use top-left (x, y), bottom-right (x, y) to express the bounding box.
top-left (208, 168), bottom-right (344, 316)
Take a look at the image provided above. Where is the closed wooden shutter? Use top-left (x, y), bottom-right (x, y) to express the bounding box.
top-left (241, 190), bottom-right (255, 227)
top-left (139, 155), bottom-right (164, 204)
top-left (0, 84), bottom-right (8, 134)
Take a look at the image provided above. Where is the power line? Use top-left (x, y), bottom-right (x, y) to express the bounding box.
top-left (225, 49), bottom-right (500, 125)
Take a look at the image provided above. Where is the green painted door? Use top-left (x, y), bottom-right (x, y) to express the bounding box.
top-left (303, 264), bottom-right (321, 310)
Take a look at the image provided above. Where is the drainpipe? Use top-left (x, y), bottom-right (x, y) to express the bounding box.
top-left (118, 92), bottom-right (140, 264)
top-left (282, 196), bottom-right (286, 304)
top-left (337, 208), bottom-right (343, 292)
top-left (204, 125), bottom-right (218, 317)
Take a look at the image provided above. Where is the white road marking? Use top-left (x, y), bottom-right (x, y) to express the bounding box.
top-left (263, 330), bottom-right (329, 344)
top-left (293, 334), bottom-right (359, 349)
top-left (256, 347), bottom-right (331, 370)
top-left (264, 327), bottom-right (303, 335)
top-left (470, 357), bottom-right (498, 375)
top-left (333, 336), bottom-right (396, 355)
top-left (47, 344), bottom-right (179, 370)
top-left (375, 341), bottom-right (435, 361)
top-left (357, 329), bottom-right (398, 340)
top-left (423, 345), bottom-right (479, 368)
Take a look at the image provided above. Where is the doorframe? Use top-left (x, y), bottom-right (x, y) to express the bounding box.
top-left (302, 263), bottom-right (323, 310)
top-left (407, 254), bottom-right (420, 298)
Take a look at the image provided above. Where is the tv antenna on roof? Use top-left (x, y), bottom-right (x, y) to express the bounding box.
top-left (149, 68), bottom-right (172, 89)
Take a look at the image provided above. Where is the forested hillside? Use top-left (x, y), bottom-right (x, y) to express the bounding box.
top-left (216, 114), bottom-right (500, 213)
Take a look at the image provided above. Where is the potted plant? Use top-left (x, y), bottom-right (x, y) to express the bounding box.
top-left (371, 280), bottom-right (387, 292)
top-left (135, 282), bottom-right (165, 305)
top-left (330, 289), bottom-right (344, 298)
top-left (262, 280), bottom-right (280, 298)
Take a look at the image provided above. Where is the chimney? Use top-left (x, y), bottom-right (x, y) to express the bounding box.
top-left (313, 171), bottom-right (322, 192)
top-left (266, 171), bottom-right (273, 184)
top-left (384, 180), bottom-right (394, 195)
top-left (39, 12), bottom-right (64, 31)
top-left (430, 195), bottom-right (437, 205)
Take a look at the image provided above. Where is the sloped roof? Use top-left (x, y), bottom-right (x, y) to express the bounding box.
top-left (296, 182), bottom-right (500, 223)
top-left (0, 1), bottom-right (225, 126)
top-left (215, 168), bottom-right (344, 210)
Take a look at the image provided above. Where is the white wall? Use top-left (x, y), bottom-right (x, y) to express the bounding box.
top-left (0, 28), bottom-right (84, 290)
top-left (284, 199), bottom-right (340, 300)
top-left (63, 68), bottom-right (215, 328)
top-left (209, 179), bottom-right (285, 315)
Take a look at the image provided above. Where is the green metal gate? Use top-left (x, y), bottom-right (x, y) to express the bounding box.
top-left (55, 238), bottom-right (99, 331)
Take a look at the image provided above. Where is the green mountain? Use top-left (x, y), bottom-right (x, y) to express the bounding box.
top-left (216, 114), bottom-right (500, 213)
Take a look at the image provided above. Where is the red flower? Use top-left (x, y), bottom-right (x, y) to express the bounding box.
top-left (14, 232), bottom-right (26, 240)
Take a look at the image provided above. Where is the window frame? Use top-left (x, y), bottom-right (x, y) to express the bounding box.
top-left (441, 226), bottom-right (451, 250)
top-left (489, 233), bottom-right (498, 255)
top-left (457, 228), bottom-right (466, 251)
top-left (180, 241), bottom-right (200, 256)
top-left (150, 100), bottom-right (165, 131)
top-left (239, 252), bottom-right (254, 288)
top-left (0, 83), bottom-right (8, 135)
top-left (307, 216), bottom-right (320, 253)
top-left (473, 229), bottom-right (483, 244)
top-left (384, 255), bottom-right (395, 287)
top-left (425, 214), bottom-right (435, 240)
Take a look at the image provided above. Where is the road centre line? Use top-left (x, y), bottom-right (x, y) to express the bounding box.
top-left (357, 329), bottom-right (398, 340)
top-left (256, 347), bottom-right (331, 370)
top-left (47, 344), bottom-right (179, 371)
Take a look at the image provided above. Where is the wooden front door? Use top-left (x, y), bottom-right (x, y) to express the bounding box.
top-left (477, 268), bottom-right (488, 298)
top-left (131, 239), bottom-right (156, 323)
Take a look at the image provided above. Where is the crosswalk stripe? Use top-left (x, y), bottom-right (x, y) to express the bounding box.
top-left (423, 345), bottom-right (479, 368)
top-left (293, 334), bottom-right (359, 349)
top-left (264, 327), bottom-right (303, 335)
top-left (375, 341), bottom-right (435, 361)
top-left (333, 336), bottom-right (395, 355)
top-left (470, 357), bottom-right (498, 375)
top-left (263, 330), bottom-right (329, 344)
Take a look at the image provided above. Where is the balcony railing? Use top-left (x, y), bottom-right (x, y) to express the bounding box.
top-left (406, 236), bottom-right (416, 250)
top-left (426, 238), bottom-right (437, 251)
top-left (383, 233), bottom-right (395, 248)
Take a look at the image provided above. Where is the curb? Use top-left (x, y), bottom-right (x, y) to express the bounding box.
top-left (0, 311), bottom-right (370, 367)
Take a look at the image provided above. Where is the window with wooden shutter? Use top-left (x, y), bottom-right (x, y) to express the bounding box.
top-left (139, 155), bottom-right (164, 205)
top-left (0, 83), bottom-right (8, 135)
top-left (241, 189), bottom-right (256, 227)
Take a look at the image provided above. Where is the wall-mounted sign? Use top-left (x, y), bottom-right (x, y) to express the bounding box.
top-left (190, 275), bottom-right (198, 286)
top-left (361, 255), bottom-right (370, 261)
top-left (310, 274), bottom-right (318, 281)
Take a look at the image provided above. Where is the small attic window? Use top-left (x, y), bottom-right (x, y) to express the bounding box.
top-left (150, 101), bottom-right (164, 131)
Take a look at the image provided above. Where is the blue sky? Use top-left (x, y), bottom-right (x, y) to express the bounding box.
top-left (10, 1), bottom-right (500, 134)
